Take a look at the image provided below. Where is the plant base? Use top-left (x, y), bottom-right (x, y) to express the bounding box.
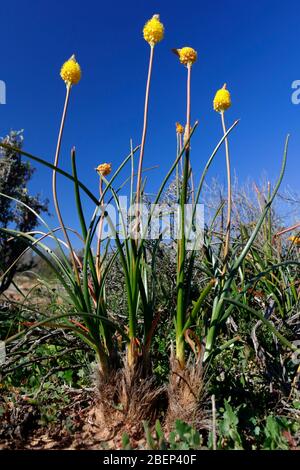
top-left (81, 359), bottom-right (167, 446)
top-left (165, 354), bottom-right (209, 432)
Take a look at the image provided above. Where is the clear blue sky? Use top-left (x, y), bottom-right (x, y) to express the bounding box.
top-left (1, 0), bottom-right (299, 238)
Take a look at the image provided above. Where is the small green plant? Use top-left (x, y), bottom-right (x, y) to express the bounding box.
top-left (122, 419), bottom-right (203, 450)
top-left (169, 420), bottom-right (202, 450)
top-left (121, 432), bottom-right (132, 450)
top-left (216, 400), bottom-right (243, 450)
top-left (263, 416), bottom-right (290, 450)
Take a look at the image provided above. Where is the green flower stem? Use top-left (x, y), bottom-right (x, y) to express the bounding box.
top-left (71, 149), bottom-right (98, 294)
top-left (96, 177), bottom-right (105, 282)
top-left (221, 111), bottom-right (231, 271)
top-left (175, 63), bottom-right (192, 368)
top-left (176, 150), bottom-right (189, 368)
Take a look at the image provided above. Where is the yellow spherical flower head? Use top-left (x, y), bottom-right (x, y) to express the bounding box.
top-left (96, 163), bottom-right (112, 177)
top-left (288, 236), bottom-right (300, 246)
top-left (60, 54), bottom-right (81, 86)
top-left (213, 84), bottom-right (231, 112)
top-left (143, 14), bottom-right (164, 46)
top-left (175, 47), bottom-right (197, 66)
top-left (176, 122), bottom-right (184, 134)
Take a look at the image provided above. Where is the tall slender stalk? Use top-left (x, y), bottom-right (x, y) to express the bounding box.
top-left (176, 64), bottom-right (192, 369)
top-left (221, 111), bottom-right (231, 271)
top-left (176, 132), bottom-right (180, 200)
top-left (189, 166), bottom-right (195, 204)
top-left (52, 84), bottom-right (80, 284)
top-left (127, 43), bottom-right (155, 369)
top-left (179, 132), bottom-right (183, 174)
top-left (267, 181), bottom-right (272, 245)
top-left (96, 177), bottom-right (104, 282)
top-left (186, 65), bottom-right (192, 145)
top-left (135, 44), bottom-right (155, 234)
top-left (185, 67), bottom-right (195, 205)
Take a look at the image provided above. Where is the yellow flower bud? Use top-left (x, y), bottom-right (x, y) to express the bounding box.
top-left (213, 84), bottom-right (231, 112)
top-left (176, 122), bottom-right (184, 134)
top-left (143, 14), bottom-right (164, 46)
top-left (96, 163), bottom-right (112, 177)
top-left (288, 236), bottom-right (300, 246)
top-left (175, 47), bottom-right (197, 66)
top-left (60, 54), bottom-right (81, 86)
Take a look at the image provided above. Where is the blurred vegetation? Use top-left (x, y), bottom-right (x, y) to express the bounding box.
top-left (0, 130), bottom-right (48, 294)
